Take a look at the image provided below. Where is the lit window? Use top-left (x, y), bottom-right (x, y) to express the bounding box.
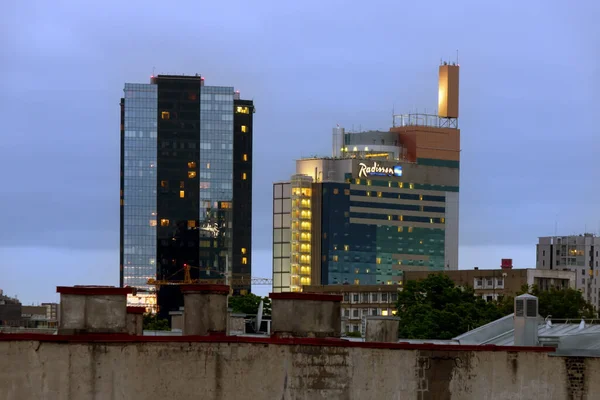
top-left (180, 190), bottom-right (185, 198)
top-left (161, 180), bottom-right (168, 188)
top-left (388, 215), bottom-right (392, 221)
top-left (367, 180), bottom-right (372, 186)
top-left (388, 182), bottom-right (392, 188)
top-left (161, 111), bottom-right (170, 120)
top-left (354, 268), bottom-right (359, 274)
top-left (376, 258), bottom-right (381, 264)
top-left (441, 217), bottom-right (445, 223)
top-left (236, 106), bottom-right (249, 114)
top-left (187, 220), bottom-right (196, 228)
top-left (366, 268), bottom-right (370, 273)
top-left (344, 245), bottom-right (349, 251)
top-left (398, 182), bottom-right (403, 188)
top-left (188, 162), bottom-right (196, 169)
top-left (180, 181), bottom-right (185, 189)
top-left (160, 219), bottom-right (169, 227)
top-left (149, 220), bottom-right (157, 227)
top-left (241, 125), bottom-right (247, 133)
top-left (354, 279), bottom-right (360, 285)
top-left (188, 171), bottom-right (197, 178)
top-left (333, 188), bottom-right (339, 194)
top-left (377, 192), bottom-right (382, 198)
top-left (381, 310), bottom-right (389, 316)
top-left (409, 183), bottom-right (414, 189)
top-left (242, 172), bottom-right (247, 180)
top-left (333, 255), bottom-right (339, 262)
top-left (408, 227), bottom-right (413, 233)
top-left (430, 218), bottom-right (434, 224)
top-left (242, 257), bottom-right (248, 265)
top-left (241, 247), bottom-right (247, 255)
top-left (243, 153), bottom-right (248, 161)
top-left (419, 194), bottom-right (423, 201)
top-left (366, 191), bottom-right (371, 197)
top-left (399, 215), bottom-right (404, 221)
top-left (355, 179), bottom-right (361, 184)
top-left (344, 189), bottom-right (350, 195)
top-left (206, 163), bottom-right (210, 169)
top-left (398, 226), bottom-right (403, 232)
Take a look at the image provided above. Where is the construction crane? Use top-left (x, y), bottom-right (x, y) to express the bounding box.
top-left (147, 263), bottom-right (272, 292)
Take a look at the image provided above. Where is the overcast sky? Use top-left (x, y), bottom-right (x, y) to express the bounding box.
top-left (1, 0), bottom-right (598, 303)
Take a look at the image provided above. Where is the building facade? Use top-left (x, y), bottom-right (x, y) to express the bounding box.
top-left (403, 268), bottom-right (576, 302)
top-left (272, 63), bottom-right (461, 292)
top-left (120, 75), bottom-right (254, 315)
top-left (303, 284), bottom-right (400, 336)
top-left (537, 234), bottom-right (600, 308)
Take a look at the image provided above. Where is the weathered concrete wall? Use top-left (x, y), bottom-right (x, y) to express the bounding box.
top-left (1, 337), bottom-right (599, 400)
top-left (271, 294), bottom-right (341, 338)
top-left (59, 294), bottom-right (128, 334)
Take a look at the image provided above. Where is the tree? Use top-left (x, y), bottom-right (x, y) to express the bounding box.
top-left (396, 274), bottom-right (504, 339)
top-left (498, 284), bottom-right (596, 319)
top-left (228, 293), bottom-right (271, 315)
top-left (143, 313), bottom-right (170, 331)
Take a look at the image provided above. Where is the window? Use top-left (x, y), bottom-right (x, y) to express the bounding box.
top-left (344, 189), bottom-right (350, 195)
top-left (343, 293), bottom-right (349, 302)
top-left (161, 111), bottom-right (170, 120)
top-left (188, 171), bottom-right (196, 179)
top-left (160, 219), bottom-right (169, 227)
top-left (381, 293), bottom-right (388, 302)
top-left (377, 192), bottom-right (382, 198)
top-left (353, 325), bottom-right (359, 332)
top-left (497, 278), bottom-right (504, 286)
top-left (391, 293), bottom-right (398, 302)
top-left (179, 190), bottom-right (185, 198)
top-left (188, 162), bottom-right (196, 169)
top-left (241, 125), bottom-right (247, 133)
top-left (543, 250), bottom-right (546, 257)
top-left (353, 294), bottom-right (359, 302)
top-left (376, 258), bottom-right (381, 264)
top-left (333, 188), bottom-right (339, 194)
top-left (333, 255), bottom-right (338, 262)
top-left (187, 220), bottom-right (196, 228)
top-left (362, 293), bottom-right (369, 302)
top-left (354, 279), bottom-right (360, 285)
top-left (149, 220), bottom-right (157, 227)
top-left (353, 309), bottom-right (359, 318)
top-left (408, 227), bottom-right (413, 233)
top-left (409, 183), bottom-right (414, 189)
top-left (242, 257), bottom-right (248, 265)
top-left (241, 247), bottom-right (247, 255)
top-left (243, 153), bottom-right (248, 161)
top-left (160, 180), bottom-right (168, 188)
top-left (371, 293), bottom-right (378, 302)
top-left (344, 245), bottom-right (349, 251)
top-left (371, 308), bottom-right (377, 316)
top-left (381, 310), bottom-right (389, 316)
top-left (180, 181), bottom-right (185, 189)
top-left (236, 106), bottom-right (249, 114)
top-left (242, 172), bottom-right (247, 180)
top-left (344, 309), bottom-right (350, 317)
top-left (542, 260), bottom-right (545, 267)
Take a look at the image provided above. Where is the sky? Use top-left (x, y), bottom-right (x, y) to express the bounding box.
top-left (1, 0), bottom-right (599, 303)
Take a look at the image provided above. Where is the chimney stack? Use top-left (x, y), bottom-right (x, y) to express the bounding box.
top-left (365, 316), bottom-right (401, 343)
top-left (270, 292), bottom-right (342, 338)
top-left (126, 306), bottom-right (145, 335)
top-left (56, 286), bottom-right (133, 335)
top-left (514, 293), bottom-right (539, 346)
top-left (181, 285), bottom-right (230, 336)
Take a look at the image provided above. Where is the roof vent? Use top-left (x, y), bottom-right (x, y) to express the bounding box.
top-left (514, 293), bottom-right (539, 346)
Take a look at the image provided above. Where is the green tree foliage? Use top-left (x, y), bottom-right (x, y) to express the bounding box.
top-left (396, 274), bottom-right (504, 339)
top-left (142, 313), bottom-right (170, 331)
top-left (498, 284), bottom-right (596, 320)
top-left (228, 293), bottom-right (271, 315)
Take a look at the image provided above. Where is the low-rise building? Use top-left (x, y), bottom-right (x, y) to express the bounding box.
top-left (303, 284), bottom-right (400, 336)
top-left (403, 268), bottom-right (576, 302)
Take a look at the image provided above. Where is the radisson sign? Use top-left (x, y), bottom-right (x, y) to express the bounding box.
top-left (358, 162), bottom-right (403, 178)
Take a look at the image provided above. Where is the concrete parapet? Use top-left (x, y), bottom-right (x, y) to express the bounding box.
top-left (270, 292), bottom-right (342, 338)
top-left (126, 307), bottom-right (145, 336)
top-left (365, 316), bottom-right (400, 343)
top-left (56, 286), bottom-right (133, 335)
top-left (181, 285), bottom-right (229, 336)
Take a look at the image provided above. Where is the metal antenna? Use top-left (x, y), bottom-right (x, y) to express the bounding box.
top-left (152, 66), bottom-right (156, 76)
top-left (456, 49), bottom-right (459, 65)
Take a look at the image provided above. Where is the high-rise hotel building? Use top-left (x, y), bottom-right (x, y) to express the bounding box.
top-left (273, 63), bottom-right (460, 292)
top-left (120, 74), bottom-right (254, 314)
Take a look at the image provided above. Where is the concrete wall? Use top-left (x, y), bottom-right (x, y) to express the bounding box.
top-left (1, 337), bottom-right (599, 400)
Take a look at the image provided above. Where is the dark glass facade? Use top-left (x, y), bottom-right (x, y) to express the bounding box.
top-left (120, 75), bottom-right (253, 316)
top-left (314, 178), bottom-right (450, 286)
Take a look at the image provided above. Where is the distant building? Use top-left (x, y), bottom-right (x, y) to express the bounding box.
top-left (303, 284), bottom-right (400, 336)
top-left (403, 268), bottom-right (576, 302)
top-left (537, 234), bottom-right (600, 308)
top-left (0, 293), bottom-right (21, 326)
top-left (273, 63), bottom-right (461, 292)
top-left (119, 75), bottom-right (254, 316)
top-left (42, 303), bottom-right (59, 323)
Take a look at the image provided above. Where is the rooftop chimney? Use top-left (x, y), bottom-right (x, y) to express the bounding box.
top-left (270, 292), bottom-right (342, 338)
top-left (56, 286), bottom-right (133, 335)
top-left (514, 293), bottom-right (539, 346)
top-left (365, 316), bottom-right (401, 343)
top-left (181, 284), bottom-right (230, 336)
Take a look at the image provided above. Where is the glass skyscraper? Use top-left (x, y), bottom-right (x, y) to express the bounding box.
top-left (120, 75), bottom-right (253, 316)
